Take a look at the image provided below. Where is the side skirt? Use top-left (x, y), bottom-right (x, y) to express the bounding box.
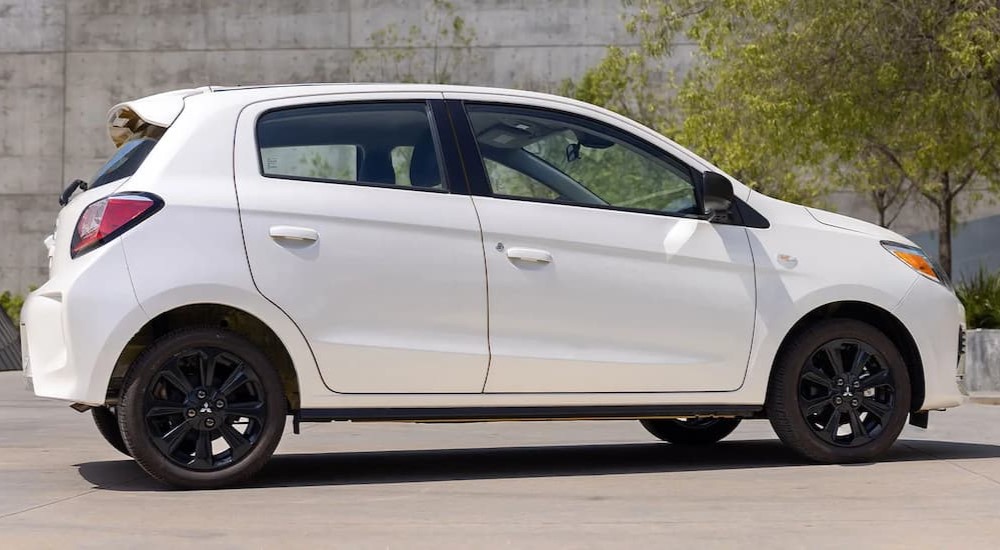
top-left (293, 404), bottom-right (764, 433)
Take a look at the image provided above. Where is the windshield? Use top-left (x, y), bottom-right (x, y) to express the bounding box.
top-left (90, 132), bottom-right (161, 189)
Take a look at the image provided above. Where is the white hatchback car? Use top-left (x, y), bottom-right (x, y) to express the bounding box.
top-left (22, 84), bottom-right (964, 489)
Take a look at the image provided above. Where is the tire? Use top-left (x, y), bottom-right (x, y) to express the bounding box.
top-left (767, 319), bottom-right (911, 463)
top-left (640, 417), bottom-right (742, 445)
top-left (117, 327), bottom-right (287, 489)
top-left (91, 406), bottom-right (131, 457)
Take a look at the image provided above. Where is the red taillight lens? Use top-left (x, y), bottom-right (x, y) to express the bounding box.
top-left (71, 193), bottom-right (162, 258)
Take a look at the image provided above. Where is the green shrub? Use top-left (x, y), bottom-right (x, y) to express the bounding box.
top-left (956, 267), bottom-right (1000, 329)
top-left (0, 291), bottom-right (26, 325)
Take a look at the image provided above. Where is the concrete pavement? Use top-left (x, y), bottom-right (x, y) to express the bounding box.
top-left (2, 371), bottom-right (1000, 549)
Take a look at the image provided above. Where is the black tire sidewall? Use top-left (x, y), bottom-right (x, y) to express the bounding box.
top-left (91, 406), bottom-right (131, 457)
top-left (640, 418), bottom-right (742, 445)
top-left (118, 327), bottom-right (286, 489)
top-left (767, 319), bottom-right (911, 463)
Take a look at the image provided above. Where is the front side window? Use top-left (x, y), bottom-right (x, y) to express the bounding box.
top-left (256, 103), bottom-right (446, 190)
top-left (466, 105), bottom-right (697, 215)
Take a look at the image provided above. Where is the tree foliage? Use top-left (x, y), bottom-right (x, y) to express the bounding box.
top-left (0, 291), bottom-right (26, 325)
top-left (568, 0), bottom-right (1000, 276)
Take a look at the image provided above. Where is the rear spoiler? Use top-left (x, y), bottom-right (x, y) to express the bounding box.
top-left (106, 87), bottom-right (212, 147)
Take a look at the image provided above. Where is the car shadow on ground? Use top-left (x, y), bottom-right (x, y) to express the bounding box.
top-left (76, 438), bottom-right (1000, 492)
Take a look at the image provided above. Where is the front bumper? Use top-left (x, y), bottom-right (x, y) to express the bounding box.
top-left (893, 275), bottom-right (965, 410)
top-left (21, 242), bottom-right (148, 405)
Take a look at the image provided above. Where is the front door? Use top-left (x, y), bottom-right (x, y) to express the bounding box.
top-left (234, 96), bottom-right (489, 393)
top-left (453, 101), bottom-right (757, 393)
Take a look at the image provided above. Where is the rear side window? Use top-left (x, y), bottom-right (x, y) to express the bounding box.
top-left (256, 103), bottom-right (446, 190)
top-left (90, 134), bottom-right (161, 189)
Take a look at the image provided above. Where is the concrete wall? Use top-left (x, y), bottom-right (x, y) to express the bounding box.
top-left (0, 0), bottom-right (997, 293)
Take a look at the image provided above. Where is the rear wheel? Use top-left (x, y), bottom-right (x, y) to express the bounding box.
top-left (118, 327), bottom-right (287, 489)
top-left (640, 417), bottom-right (742, 445)
top-left (91, 406), bottom-right (131, 457)
top-left (767, 319), bottom-right (911, 463)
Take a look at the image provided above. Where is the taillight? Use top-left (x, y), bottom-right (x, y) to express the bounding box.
top-left (70, 193), bottom-right (163, 258)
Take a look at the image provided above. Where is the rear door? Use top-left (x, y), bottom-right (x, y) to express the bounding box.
top-left (233, 94), bottom-right (489, 393)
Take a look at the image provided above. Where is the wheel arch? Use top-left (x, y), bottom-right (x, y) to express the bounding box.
top-left (107, 303), bottom-right (303, 411)
top-left (769, 301), bottom-right (925, 412)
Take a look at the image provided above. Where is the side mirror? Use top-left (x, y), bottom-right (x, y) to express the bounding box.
top-left (702, 171), bottom-right (734, 218)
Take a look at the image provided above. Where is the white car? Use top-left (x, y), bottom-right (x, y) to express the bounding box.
top-left (21, 84), bottom-right (965, 489)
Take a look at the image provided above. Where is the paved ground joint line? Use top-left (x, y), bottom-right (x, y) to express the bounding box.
top-left (0, 472), bottom-right (152, 521)
top-left (900, 441), bottom-right (1000, 487)
top-left (0, 488), bottom-right (101, 522)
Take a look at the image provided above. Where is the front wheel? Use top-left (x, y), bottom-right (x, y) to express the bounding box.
top-left (117, 328), bottom-right (287, 489)
top-left (640, 417), bottom-right (742, 445)
top-left (767, 319), bottom-right (911, 463)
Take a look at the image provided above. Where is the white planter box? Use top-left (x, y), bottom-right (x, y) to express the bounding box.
top-left (965, 329), bottom-right (1000, 394)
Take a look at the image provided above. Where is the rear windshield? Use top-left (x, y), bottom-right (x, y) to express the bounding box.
top-left (90, 129), bottom-right (163, 189)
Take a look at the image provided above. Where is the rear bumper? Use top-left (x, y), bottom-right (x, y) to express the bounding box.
top-left (21, 242), bottom-right (148, 405)
top-left (893, 276), bottom-right (965, 410)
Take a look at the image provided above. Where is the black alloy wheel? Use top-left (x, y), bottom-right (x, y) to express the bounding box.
top-left (797, 339), bottom-right (896, 447)
top-left (767, 319), bottom-right (911, 463)
top-left (141, 347), bottom-right (267, 471)
top-left (118, 328), bottom-right (286, 489)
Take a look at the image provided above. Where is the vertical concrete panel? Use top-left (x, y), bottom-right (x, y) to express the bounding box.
top-left (0, 195), bottom-right (55, 292)
top-left (206, 49), bottom-right (353, 85)
top-left (68, 0), bottom-right (353, 51)
top-left (0, 53), bottom-right (65, 194)
top-left (349, 0), bottom-right (634, 48)
top-left (0, 0), bottom-right (65, 52)
top-left (203, 0), bottom-right (352, 49)
top-left (62, 51), bottom-right (211, 179)
top-left (966, 330), bottom-right (1000, 393)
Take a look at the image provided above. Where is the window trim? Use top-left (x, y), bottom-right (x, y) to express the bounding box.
top-left (253, 99), bottom-right (454, 194)
top-left (451, 101), bottom-right (707, 220)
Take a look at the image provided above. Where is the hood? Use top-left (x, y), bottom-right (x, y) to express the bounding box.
top-left (805, 207), bottom-right (915, 246)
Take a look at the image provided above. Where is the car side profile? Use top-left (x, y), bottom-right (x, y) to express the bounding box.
top-left (21, 84), bottom-right (965, 489)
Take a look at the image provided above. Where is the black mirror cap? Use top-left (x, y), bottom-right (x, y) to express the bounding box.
top-left (702, 171), bottom-right (734, 214)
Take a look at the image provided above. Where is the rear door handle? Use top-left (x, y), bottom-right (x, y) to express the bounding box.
top-left (506, 247), bottom-right (552, 263)
top-left (269, 225), bottom-right (319, 242)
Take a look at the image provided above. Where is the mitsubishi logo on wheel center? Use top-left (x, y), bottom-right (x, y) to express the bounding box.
top-left (199, 403), bottom-right (213, 414)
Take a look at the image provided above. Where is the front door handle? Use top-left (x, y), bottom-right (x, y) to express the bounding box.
top-left (506, 247), bottom-right (552, 263)
top-left (269, 225), bottom-right (319, 242)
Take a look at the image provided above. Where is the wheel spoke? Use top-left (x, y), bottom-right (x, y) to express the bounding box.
top-left (226, 400), bottom-right (265, 421)
top-left (861, 398), bottom-right (892, 422)
top-left (193, 431), bottom-right (213, 468)
top-left (801, 395), bottom-right (831, 416)
top-left (220, 423), bottom-right (252, 458)
top-left (823, 410), bottom-right (842, 438)
top-left (145, 400), bottom-right (188, 418)
top-left (847, 409), bottom-right (869, 439)
top-left (849, 347), bottom-right (872, 374)
top-left (159, 363), bottom-right (194, 394)
top-left (199, 351), bottom-right (216, 389)
top-left (218, 364), bottom-right (250, 397)
top-left (158, 420), bottom-right (194, 454)
top-left (858, 369), bottom-right (890, 391)
top-left (801, 368), bottom-right (833, 389)
top-left (823, 345), bottom-right (845, 376)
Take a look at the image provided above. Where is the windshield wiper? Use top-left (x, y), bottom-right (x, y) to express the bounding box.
top-left (59, 179), bottom-right (89, 206)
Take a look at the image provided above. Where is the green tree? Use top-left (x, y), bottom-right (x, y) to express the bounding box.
top-left (570, 0), bottom-right (1000, 276)
top-left (1, 291), bottom-right (26, 325)
top-left (353, 0), bottom-right (481, 84)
